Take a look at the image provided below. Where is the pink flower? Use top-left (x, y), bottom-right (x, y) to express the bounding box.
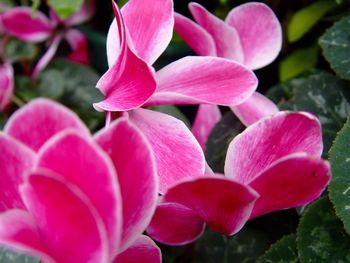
top-left (0, 63), bottom-right (14, 111)
top-left (147, 111), bottom-right (331, 245)
top-left (0, 98), bottom-right (161, 262)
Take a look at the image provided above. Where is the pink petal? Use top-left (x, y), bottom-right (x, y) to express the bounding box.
top-left (20, 170), bottom-right (109, 263)
top-left (36, 130), bottom-right (122, 256)
top-left (94, 118), bottom-right (158, 252)
top-left (65, 0), bottom-right (95, 26)
top-left (192, 104), bottom-right (221, 150)
top-left (4, 98), bottom-right (90, 152)
top-left (128, 108), bottom-right (206, 194)
top-left (225, 112), bottom-right (323, 184)
top-left (0, 209), bottom-right (54, 262)
top-left (249, 153), bottom-right (331, 219)
top-left (230, 92), bottom-right (279, 126)
top-left (225, 3), bottom-right (282, 70)
top-left (114, 235), bottom-right (161, 263)
top-left (174, 12), bottom-right (216, 56)
top-left (0, 134), bottom-right (36, 212)
top-left (121, 0), bottom-right (174, 64)
top-left (1, 7), bottom-right (52, 42)
top-left (163, 177), bottom-right (259, 235)
top-left (65, 29), bottom-right (90, 65)
top-left (0, 63), bottom-right (14, 111)
top-left (106, 19), bottom-right (122, 67)
top-left (189, 3), bottom-right (243, 62)
top-left (147, 202), bottom-right (205, 245)
top-left (147, 56), bottom-right (257, 106)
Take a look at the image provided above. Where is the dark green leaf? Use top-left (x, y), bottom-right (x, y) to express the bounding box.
top-left (0, 246), bottom-right (39, 263)
top-left (0, 112), bottom-right (8, 130)
top-left (15, 76), bottom-right (38, 102)
top-left (47, 0), bottom-right (84, 19)
top-left (4, 39), bottom-right (38, 63)
top-left (297, 197), bottom-right (350, 263)
top-left (37, 69), bottom-right (64, 99)
top-left (149, 105), bottom-right (190, 127)
top-left (319, 15), bottom-right (350, 80)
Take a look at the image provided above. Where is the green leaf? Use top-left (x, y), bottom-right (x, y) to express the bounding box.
top-left (0, 113), bottom-right (8, 130)
top-left (15, 76), bottom-right (38, 102)
top-left (329, 117), bottom-right (350, 234)
top-left (148, 105), bottom-right (190, 128)
top-left (205, 111), bottom-right (245, 173)
top-left (47, 0), bottom-right (84, 19)
top-left (279, 45), bottom-right (318, 82)
top-left (37, 69), bottom-right (64, 99)
top-left (297, 197), bottom-right (350, 263)
top-left (259, 234), bottom-right (299, 263)
top-left (31, 0), bottom-right (40, 14)
top-left (4, 39), bottom-right (38, 63)
top-left (0, 246), bottom-right (39, 263)
top-left (319, 15), bottom-right (350, 80)
top-left (288, 1), bottom-right (337, 42)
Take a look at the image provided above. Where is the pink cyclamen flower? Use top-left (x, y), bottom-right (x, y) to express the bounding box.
top-left (1, 1), bottom-right (94, 78)
top-left (0, 98), bottom-right (161, 262)
top-left (147, 111), bottom-right (331, 245)
top-left (0, 62), bottom-right (14, 111)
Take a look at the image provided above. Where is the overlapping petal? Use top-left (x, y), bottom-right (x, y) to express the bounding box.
top-left (0, 63), bottom-right (14, 111)
top-left (65, 29), bottom-right (90, 65)
top-left (4, 98), bottom-right (90, 151)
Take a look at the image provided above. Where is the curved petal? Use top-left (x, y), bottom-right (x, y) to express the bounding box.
top-left (249, 153), bottom-right (331, 219)
top-left (230, 92), bottom-right (279, 126)
top-left (121, 0), bottom-right (174, 64)
top-left (4, 98), bottom-right (90, 152)
top-left (192, 104), bottom-right (221, 150)
top-left (36, 130), bottom-right (122, 256)
top-left (94, 118), bottom-right (158, 253)
top-left (225, 3), bottom-right (282, 70)
top-left (0, 209), bottom-right (54, 263)
top-left (106, 19), bottom-right (122, 67)
top-left (225, 111), bottom-right (323, 184)
top-left (189, 3), bottom-right (243, 62)
top-left (0, 134), bottom-right (35, 212)
top-left (20, 170), bottom-right (109, 263)
top-left (114, 235), bottom-right (161, 263)
top-left (128, 108), bottom-right (205, 194)
top-left (163, 177), bottom-right (259, 235)
top-left (174, 12), bottom-right (216, 56)
top-left (147, 56), bottom-right (257, 106)
top-left (65, 29), bottom-right (90, 65)
top-left (0, 63), bottom-right (14, 111)
top-left (1, 7), bottom-right (52, 42)
top-left (147, 202), bottom-right (205, 245)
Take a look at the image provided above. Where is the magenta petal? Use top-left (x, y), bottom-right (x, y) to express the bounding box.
top-left (20, 170), bottom-right (109, 263)
top-left (0, 134), bottom-right (36, 212)
top-left (147, 56), bottom-right (257, 106)
top-left (189, 3), bottom-right (243, 62)
top-left (163, 177), bottom-right (259, 235)
top-left (95, 118), bottom-right (158, 252)
top-left (225, 3), bottom-right (282, 70)
top-left (225, 111), bottom-right (323, 184)
top-left (114, 235), bottom-right (161, 263)
top-left (0, 209), bottom-right (54, 262)
top-left (36, 130), bottom-right (121, 255)
top-left (1, 7), bottom-right (52, 42)
top-left (106, 19), bottom-right (122, 67)
top-left (230, 92), bottom-right (279, 126)
top-left (249, 153), bottom-right (331, 219)
top-left (147, 202), bottom-right (205, 245)
top-left (65, 29), bottom-right (90, 65)
top-left (192, 105), bottom-right (221, 150)
top-left (121, 0), bottom-right (174, 64)
top-left (174, 12), bottom-right (216, 56)
top-left (0, 63), bottom-right (14, 111)
top-left (129, 108), bottom-right (206, 194)
top-left (4, 98), bottom-right (90, 151)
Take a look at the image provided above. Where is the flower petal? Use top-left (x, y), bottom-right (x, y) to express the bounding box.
top-left (114, 235), bottom-right (161, 263)
top-left (147, 202), bottom-right (205, 245)
top-left (249, 153), bottom-right (331, 219)
top-left (230, 92), bottom-right (279, 126)
top-left (147, 56), bottom-right (257, 106)
top-left (106, 18), bottom-right (122, 67)
top-left (225, 111), bottom-right (323, 184)
top-left (36, 130), bottom-right (122, 256)
top-left (174, 12), bottom-right (216, 56)
top-left (4, 98), bottom-right (90, 152)
top-left (0, 63), bottom-right (14, 111)
top-left (95, 118), bottom-right (158, 253)
top-left (192, 104), bottom-right (221, 150)
top-left (121, 0), bottom-right (174, 64)
top-left (20, 170), bottom-right (109, 263)
top-left (1, 7), bottom-right (52, 42)
top-left (0, 134), bottom-right (36, 212)
top-left (163, 177), bottom-right (259, 235)
top-left (225, 3), bottom-right (282, 70)
top-left (189, 3), bottom-right (243, 62)
top-left (65, 29), bottom-right (90, 65)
